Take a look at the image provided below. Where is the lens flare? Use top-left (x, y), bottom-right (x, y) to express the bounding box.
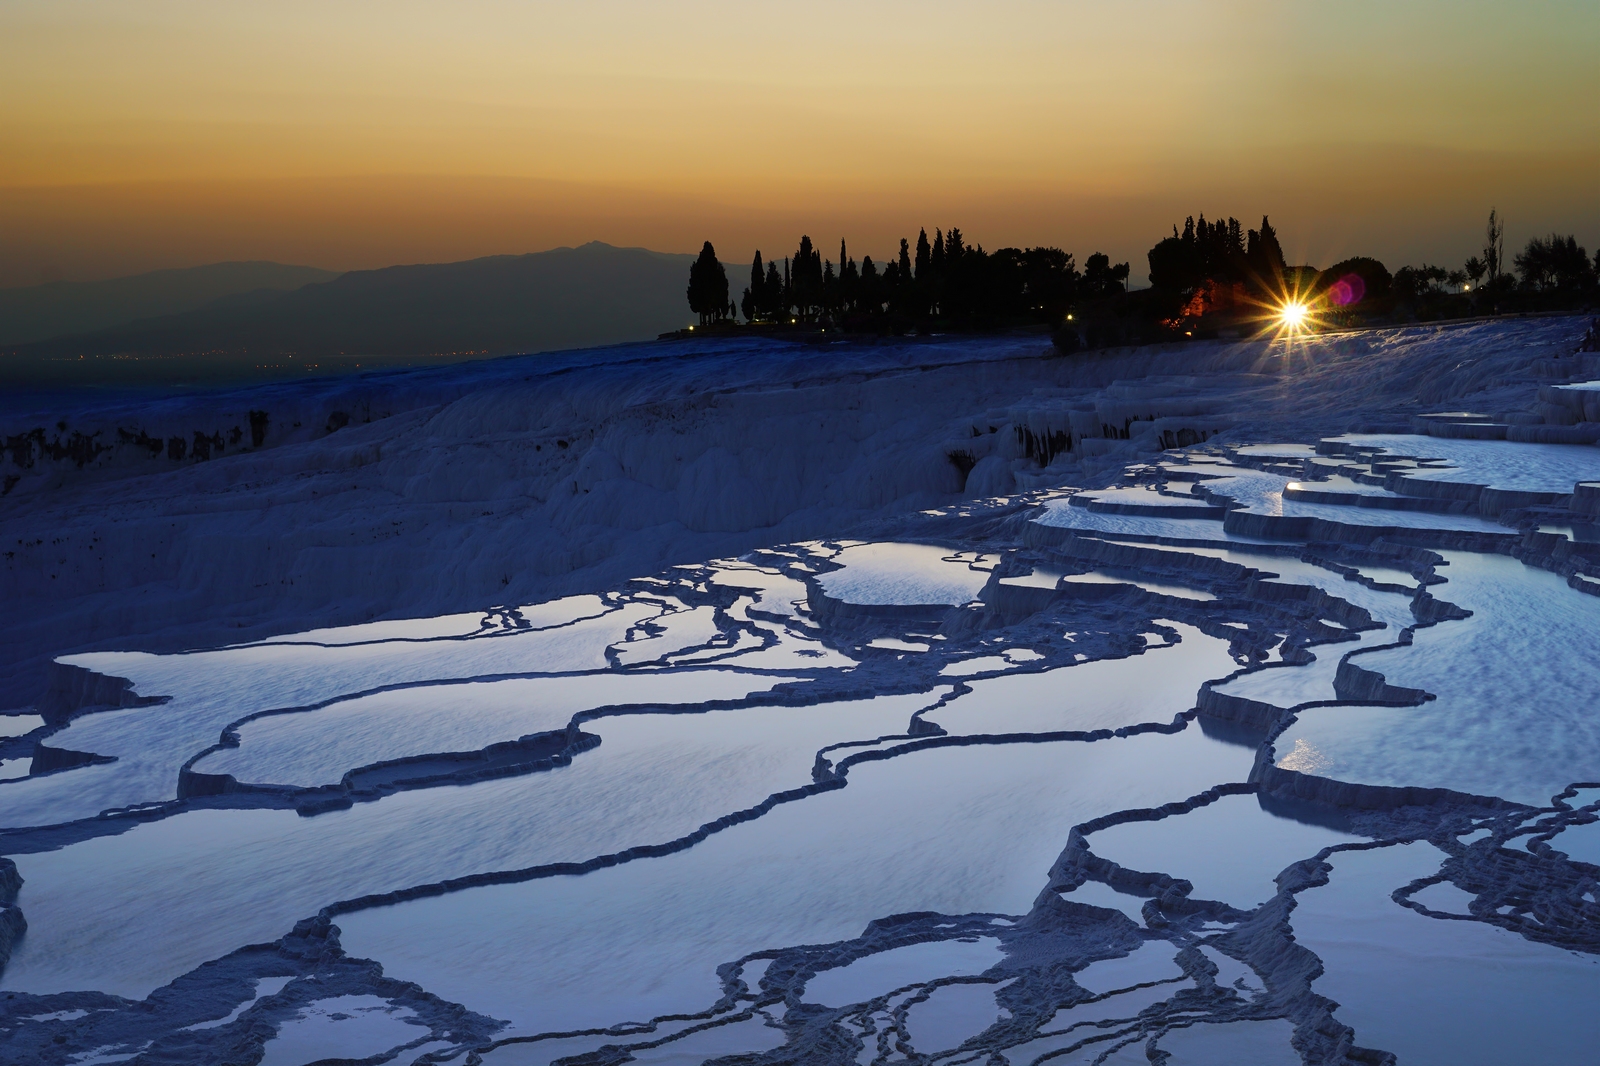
top-left (1328, 273), bottom-right (1365, 307)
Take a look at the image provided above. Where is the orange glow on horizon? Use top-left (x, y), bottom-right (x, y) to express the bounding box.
top-left (1, 2), bottom-right (1597, 285)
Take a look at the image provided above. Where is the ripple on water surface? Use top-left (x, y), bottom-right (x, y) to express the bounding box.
top-left (336, 725), bottom-right (1253, 1033)
top-left (1274, 553), bottom-right (1600, 805)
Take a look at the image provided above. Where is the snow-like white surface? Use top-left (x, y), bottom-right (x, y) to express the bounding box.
top-left (6, 320), bottom-right (1599, 1064)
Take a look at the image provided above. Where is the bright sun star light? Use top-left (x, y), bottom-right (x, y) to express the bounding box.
top-left (1279, 301), bottom-right (1309, 329)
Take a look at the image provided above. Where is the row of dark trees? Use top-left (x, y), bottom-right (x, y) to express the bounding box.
top-left (688, 229), bottom-right (1129, 330)
top-left (1146, 215), bottom-right (1287, 296)
top-left (1143, 207), bottom-right (1599, 331)
top-left (1385, 212), bottom-right (1598, 301)
top-left (689, 209), bottom-right (1596, 337)
top-left (1385, 212), bottom-right (1598, 306)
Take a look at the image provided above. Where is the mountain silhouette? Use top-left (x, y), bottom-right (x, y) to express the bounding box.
top-left (0, 261), bottom-right (342, 346)
top-left (2, 242), bottom-right (695, 385)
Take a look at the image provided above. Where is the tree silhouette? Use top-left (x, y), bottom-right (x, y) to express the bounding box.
top-left (1019, 247), bottom-right (1078, 321)
top-left (1484, 209), bottom-right (1505, 289)
top-left (1082, 253), bottom-right (1130, 298)
top-left (676, 211), bottom-right (1600, 340)
top-left (763, 261), bottom-right (784, 320)
top-left (1515, 234), bottom-right (1593, 292)
top-left (740, 251), bottom-right (764, 322)
top-left (858, 256), bottom-right (880, 314)
top-left (791, 236), bottom-right (823, 321)
top-left (840, 246), bottom-right (860, 316)
top-left (1245, 216), bottom-right (1286, 288)
top-left (1394, 264), bottom-right (1449, 300)
top-left (1148, 214), bottom-right (1248, 295)
top-left (686, 241), bottom-right (729, 326)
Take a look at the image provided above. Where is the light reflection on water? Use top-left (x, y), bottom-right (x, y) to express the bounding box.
top-left (1277, 553), bottom-right (1600, 804)
top-left (1294, 843), bottom-right (1600, 1066)
top-left (2, 694), bottom-right (929, 998)
top-left (336, 727), bottom-right (1252, 1032)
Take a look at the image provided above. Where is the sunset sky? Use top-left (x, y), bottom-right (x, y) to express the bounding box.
top-left (2, 0), bottom-right (1596, 287)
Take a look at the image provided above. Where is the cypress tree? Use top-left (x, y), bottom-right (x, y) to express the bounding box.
top-left (793, 236), bottom-right (824, 320)
top-left (764, 261), bottom-right (783, 319)
top-left (749, 252), bottom-right (765, 317)
top-left (686, 241), bottom-right (729, 326)
top-left (915, 229), bottom-right (932, 279)
top-left (860, 256), bottom-right (879, 314)
top-left (742, 251), bottom-right (765, 322)
top-left (1255, 215), bottom-right (1285, 283)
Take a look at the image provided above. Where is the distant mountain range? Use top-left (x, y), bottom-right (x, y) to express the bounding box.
top-left (0, 243), bottom-right (696, 386)
top-left (0, 261), bottom-right (342, 346)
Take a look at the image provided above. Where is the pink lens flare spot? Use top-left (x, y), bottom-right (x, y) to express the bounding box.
top-left (1329, 274), bottom-right (1365, 306)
